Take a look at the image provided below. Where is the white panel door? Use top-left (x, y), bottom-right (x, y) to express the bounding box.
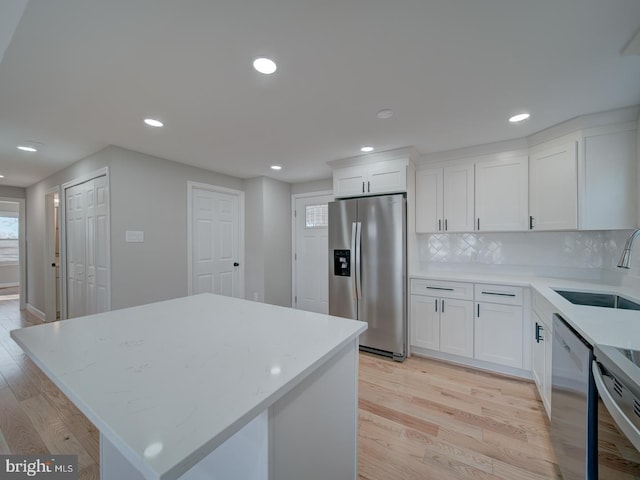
top-left (192, 188), bottom-right (240, 297)
top-left (65, 174), bottom-right (110, 319)
top-left (443, 164), bottom-right (474, 232)
top-left (66, 183), bottom-right (86, 319)
top-left (294, 194), bottom-right (331, 314)
top-left (415, 168), bottom-right (443, 233)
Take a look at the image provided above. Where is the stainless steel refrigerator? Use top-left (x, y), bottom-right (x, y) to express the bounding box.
top-left (328, 193), bottom-right (407, 361)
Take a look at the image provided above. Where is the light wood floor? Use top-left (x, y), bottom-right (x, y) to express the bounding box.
top-left (0, 292), bottom-right (559, 479)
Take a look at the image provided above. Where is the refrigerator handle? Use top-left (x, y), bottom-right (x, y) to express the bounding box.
top-left (350, 222), bottom-right (358, 300)
top-left (355, 222), bottom-right (362, 300)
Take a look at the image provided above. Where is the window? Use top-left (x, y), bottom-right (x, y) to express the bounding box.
top-left (0, 214), bottom-right (19, 264)
top-left (305, 204), bottom-right (328, 228)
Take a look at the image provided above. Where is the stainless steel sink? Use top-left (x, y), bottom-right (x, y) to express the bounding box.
top-left (553, 289), bottom-right (640, 311)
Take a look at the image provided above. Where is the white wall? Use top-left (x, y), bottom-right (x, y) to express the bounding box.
top-left (291, 178), bottom-right (332, 195)
top-left (0, 186), bottom-right (25, 198)
top-left (263, 177), bottom-right (292, 307)
top-left (244, 177), bottom-right (265, 302)
top-left (243, 177), bottom-right (292, 307)
top-left (26, 146), bottom-right (244, 312)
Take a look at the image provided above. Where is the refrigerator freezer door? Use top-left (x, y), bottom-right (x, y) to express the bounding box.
top-left (358, 194), bottom-right (406, 357)
top-left (328, 199), bottom-right (358, 321)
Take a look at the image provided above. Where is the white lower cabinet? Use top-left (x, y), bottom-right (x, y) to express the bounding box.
top-left (440, 298), bottom-right (474, 358)
top-left (410, 295), bottom-right (440, 351)
top-left (474, 302), bottom-right (523, 368)
top-left (531, 291), bottom-right (554, 417)
top-left (410, 278), bottom-right (529, 377)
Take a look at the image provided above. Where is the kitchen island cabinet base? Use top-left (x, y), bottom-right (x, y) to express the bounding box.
top-left (100, 340), bottom-right (359, 480)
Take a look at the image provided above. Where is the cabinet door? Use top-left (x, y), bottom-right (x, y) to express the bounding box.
top-left (410, 295), bottom-right (440, 350)
top-left (543, 319), bottom-right (552, 415)
top-left (475, 156), bottom-right (528, 231)
top-left (531, 312), bottom-right (546, 397)
top-left (443, 164), bottom-right (474, 232)
top-left (529, 141), bottom-right (578, 230)
top-left (415, 168), bottom-right (444, 233)
top-left (333, 166), bottom-right (366, 198)
top-left (368, 159), bottom-right (407, 195)
top-left (474, 302), bottom-right (523, 368)
top-left (439, 298), bottom-right (473, 358)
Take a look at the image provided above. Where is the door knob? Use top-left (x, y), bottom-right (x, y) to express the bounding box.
top-left (233, 262), bottom-right (240, 267)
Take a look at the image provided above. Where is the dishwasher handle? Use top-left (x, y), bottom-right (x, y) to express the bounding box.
top-left (592, 361), bottom-right (640, 452)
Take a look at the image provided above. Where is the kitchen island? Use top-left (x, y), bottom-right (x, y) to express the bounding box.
top-left (11, 293), bottom-right (367, 480)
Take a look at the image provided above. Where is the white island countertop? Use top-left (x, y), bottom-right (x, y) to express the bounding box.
top-left (11, 293), bottom-right (367, 480)
top-left (411, 271), bottom-right (640, 350)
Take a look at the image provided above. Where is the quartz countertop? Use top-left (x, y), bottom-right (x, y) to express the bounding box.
top-left (410, 271), bottom-right (640, 350)
top-left (11, 293), bottom-right (367, 480)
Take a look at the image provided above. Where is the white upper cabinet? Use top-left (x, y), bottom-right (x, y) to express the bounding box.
top-left (415, 164), bottom-right (474, 233)
top-left (529, 139), bottom-right (578, 231)
top-left (415, 168), bottom-right (443, 233)
top-left (443, 164), bottom-right (475, 232)
top-left (333, 158), bottom-right (408, 198)
top-left (475, 155), bottom-right (528, 231)
top-left (580, 125), bottom-right (637, 230)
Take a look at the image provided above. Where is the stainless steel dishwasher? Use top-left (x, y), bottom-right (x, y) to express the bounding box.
top-left (551, 314), bottom-right (597, 480)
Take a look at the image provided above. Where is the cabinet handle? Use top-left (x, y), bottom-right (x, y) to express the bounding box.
top-left (362, 182), bottom-right (365, 193)
top-left (441, 299), bottom-right (445, 313)
top-left (438, 219), bottom-right (442, 231)
top-left (426, 286), bottom-right (454, 291)
top-left (444, 219), bottom-right (448, 231)
top-left (368, 181), bottom-right (370, 192)
top-left (529, 215), bottom-right (534, 230)
top-left (477, 218), bottom-right (480, 230)
top-left (480, 291), bottom-right (516, 297)
top-left (535, 322), bottom-right (544, 343)
top-left (435, 298), bottom-right (438, 312)
top-left (477, 303), bottom-right (480, 317)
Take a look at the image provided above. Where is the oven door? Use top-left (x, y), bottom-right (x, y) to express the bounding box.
top-left (592, 361), bottom-right (640, 478)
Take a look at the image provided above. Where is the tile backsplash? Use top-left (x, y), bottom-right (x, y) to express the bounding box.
top-left (416, 230), bottom-right (640, 284)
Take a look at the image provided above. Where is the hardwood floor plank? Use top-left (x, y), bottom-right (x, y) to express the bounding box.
top-left (20, 394), bottom-right (95, 471)
top-left (0, 386), bottom-right (49, 455)
top-left (0, 298), bottom-right (561, 480)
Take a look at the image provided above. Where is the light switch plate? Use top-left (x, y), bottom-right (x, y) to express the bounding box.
top-left (125, 230), bottom-right (144, 243)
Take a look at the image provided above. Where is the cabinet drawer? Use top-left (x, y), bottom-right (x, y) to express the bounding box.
top-left (474, 284), bottom-right (523, 306)
top-left (411, 279), bottom-right (473, 300)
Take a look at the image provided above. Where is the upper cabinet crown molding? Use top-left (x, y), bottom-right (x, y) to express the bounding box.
top-left (327, 146), bottom-right (418, 169)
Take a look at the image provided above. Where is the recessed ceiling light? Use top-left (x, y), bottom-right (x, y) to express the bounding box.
top-left (376, 109), bottom-right (394, 119)
top-left (0, 175), bottom-right (4, 178)
top-left (361, 146), bottom-right (374, 153)
top-left (17, 145), bottom-right (38, 152)
top-left (253, 57), bottom-right (277, 75)
top-left (509, 113), bottom-right (530, 123)
top-left (144, 118), bottom-right (164, 127)
top-left (270, 165), bottom-right (282, 171)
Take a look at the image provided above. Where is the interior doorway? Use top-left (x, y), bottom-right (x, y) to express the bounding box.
top-left (44, 189), bottom-right (61, 322)
top-left (0, 199), bottom-right (25, 310)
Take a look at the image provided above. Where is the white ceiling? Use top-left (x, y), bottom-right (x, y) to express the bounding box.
top-left (1, 0), bottom-right (639, 188)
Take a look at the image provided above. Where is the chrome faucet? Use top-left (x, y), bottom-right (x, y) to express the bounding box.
top-left (618, 229), bottom-right (640, 269)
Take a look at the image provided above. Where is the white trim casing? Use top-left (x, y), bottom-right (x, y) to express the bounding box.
top-left (44, 185), bottom-right (61, 322)
top-left (187, 181), bottom-right (245, 298)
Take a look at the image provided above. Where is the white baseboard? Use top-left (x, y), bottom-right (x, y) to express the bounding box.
top-left (26, 303), bottom-right (46, 322)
